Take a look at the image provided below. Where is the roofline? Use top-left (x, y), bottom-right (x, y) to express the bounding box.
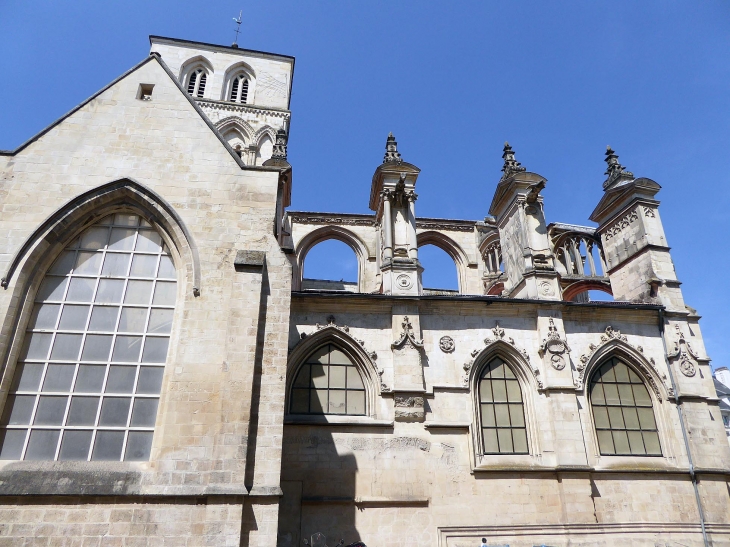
top-left (149, 35), bottom-right (295, 61)
top-left (1, 53), bottom-right (281, 173)
top-left (291, 290), bottom-right (665, 311)
top-left (148, 35), bottom-right (296, 111)
top-left (0, 55), bottom-right (157, 156)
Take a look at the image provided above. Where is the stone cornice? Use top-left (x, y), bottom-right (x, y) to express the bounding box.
top-left (197, 98), bottom-right (291, 118)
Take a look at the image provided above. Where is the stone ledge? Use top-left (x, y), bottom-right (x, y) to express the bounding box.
top-left (284, 415), bottom-right (394, 427)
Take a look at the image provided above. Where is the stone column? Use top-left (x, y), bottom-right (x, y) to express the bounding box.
top-left (407, 191), bottom-right (418, 260)
top-left (382, 190), bottom-right (393, 261)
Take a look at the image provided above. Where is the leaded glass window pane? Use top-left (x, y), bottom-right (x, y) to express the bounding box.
top-left (478, 358), bottom-right (528, 454)
top-left (289, 344), bottom-right (366, 416)
top-left (589, 357), bottom-right (662, 456)
top-left (0, 213), bottom-right (176, 461)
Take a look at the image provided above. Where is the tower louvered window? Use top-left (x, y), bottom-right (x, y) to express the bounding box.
top-left (0, 213), bottom-right (176, 462)
top-left (229, 74), bottom-right (249, 104)
top-left (187, 68), bottom-right (207, 98)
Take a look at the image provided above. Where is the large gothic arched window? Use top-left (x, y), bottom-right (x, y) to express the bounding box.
top-left (479, 357), bottom-right (528, 454)
top-left (589, 357), bottom-right (661, 456)
top-left (0, 213), bottom-right (176, 461)
top-left (290, 344), bottom-right (365, 415)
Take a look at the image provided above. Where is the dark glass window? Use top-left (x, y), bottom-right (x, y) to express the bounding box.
top-left (290, 344), bottom-right (365, 415)
top-left (479, 358), bottom-right (528, 454)
top-left (590, 357), bottom-right (661, 456)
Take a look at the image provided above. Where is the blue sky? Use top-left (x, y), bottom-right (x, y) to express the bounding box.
top-left (2, 1), bottom-right (730, 367)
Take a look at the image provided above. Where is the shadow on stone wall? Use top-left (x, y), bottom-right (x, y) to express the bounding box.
top-left (277, 427), bottom-right (363, 547)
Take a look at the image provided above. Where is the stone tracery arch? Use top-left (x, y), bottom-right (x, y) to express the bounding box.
top-left (293, 226), bottom-right (369, 292)
top-left (286, 322), bottom-right (382, 418)
top-left (416, 231), bottom-right (469, 294)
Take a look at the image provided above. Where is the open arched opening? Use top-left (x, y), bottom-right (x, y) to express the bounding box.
top-left (419, 244), bottom-right (459, 294)
top-left (563, 280), bottom-right (614, 303)
top-left (301, 240), bottom-right (359, 293)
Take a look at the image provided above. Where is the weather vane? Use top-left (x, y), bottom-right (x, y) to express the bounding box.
top-left (232, 10), bottom-right (243, 48)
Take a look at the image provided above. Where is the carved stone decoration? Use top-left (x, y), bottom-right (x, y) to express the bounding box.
top-left (462, 322), bottom-right (543, 390)
top-left (288, 214), bottom-right (376, 227)
top-left (643, 206), bottom-right (656, 218)
top-left (603, 209), bottom-right (639, 241)
top-left (392, 316), bottom-right (424, 349)
top-left (538, 281), bottom-right (555, 297)
top-left (439, 336), bottom-right (455, 353)
top-left (667, 324), bottom-right (700, 377)
top-left (396, 274), bottom-right (413, 290)
top-left (394, 395), bottom-right (425, 422)
top-left (539, 318), bottom-right (571, 370)
top-left (576, 326), bottom-right (670, 399)
top-left (295, 315), bottom-right (387, 391)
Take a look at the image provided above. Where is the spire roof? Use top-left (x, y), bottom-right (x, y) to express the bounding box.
top-left (603, 145), bottom-right (634, 189)
top-left (383, 133), bottom-right (402, 164)
top-left (501, 142), bottom-right (526, 179)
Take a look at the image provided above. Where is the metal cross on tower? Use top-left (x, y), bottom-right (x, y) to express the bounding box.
top-left (232, 10), bottom-right (243, 48)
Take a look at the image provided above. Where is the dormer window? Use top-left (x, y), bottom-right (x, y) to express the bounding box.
top-left (229, 74), bottom-right (249, 104)
top-left (187, 68), bottom-right (207, 98)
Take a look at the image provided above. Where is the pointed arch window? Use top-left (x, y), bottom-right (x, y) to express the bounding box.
top-left (229, 74), bottom-right (249, 104)
top-left (589, 357), bottom-right (661, 456)
top-left (0, 213), bottom-right (176, 461)
top-left (479, 357), bottom-right (528, 454)
top-left (290, 344), bottom-right (365, 415)
top-left (187, 68), bottom-right (207, 98)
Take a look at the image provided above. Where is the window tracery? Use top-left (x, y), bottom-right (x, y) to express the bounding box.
top-left (289, 344), bottom-right (366, 416)
top-left (0, 213), bottom-right (175, 461)
top-left (478, 357), bottom-right (528, 454)
top-left (589, 357), bottom-right (661, 456)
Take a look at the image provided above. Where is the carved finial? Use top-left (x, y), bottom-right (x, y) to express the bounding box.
top-left (383, 133), bottom-right (402, 164)
top-left (501, 141), bottom-right (526, 179)
top-left (271, 127), bottom-right (288, 160)
top-left (603, 145), bottom-right (633, 188)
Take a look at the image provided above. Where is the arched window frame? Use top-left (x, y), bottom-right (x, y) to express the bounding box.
top-left (467, 342), bottom-right (541, 468)
top-left (577, 341), bottom-right (676, 465)
top-left (179, 57), bottom-right (214, 100)
top-left (222, 64), bottom-right (256, 105)
top-left (0, 178), bottom-right (199, 462)
top-left (0, 208), bottom-right (184, 462)
top-left (293, 226), bottom-right (371, 293)
top-left (285, 326), bottom-right (381, 421)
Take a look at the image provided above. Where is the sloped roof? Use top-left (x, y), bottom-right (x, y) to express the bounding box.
top-left (0, 53), bottom-right (279, 173)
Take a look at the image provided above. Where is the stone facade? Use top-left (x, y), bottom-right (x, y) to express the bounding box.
top-left (0, 36), bottom-right (728, 547)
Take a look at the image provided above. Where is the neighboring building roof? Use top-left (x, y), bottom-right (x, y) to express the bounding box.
top-left (714, 378), bottom-right (730, 398)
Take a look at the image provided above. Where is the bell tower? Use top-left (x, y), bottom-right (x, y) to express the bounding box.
top-left (369, 134), bottom-right (422, 295)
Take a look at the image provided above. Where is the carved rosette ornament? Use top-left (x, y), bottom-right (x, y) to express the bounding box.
top-left (576, 326), bottom-right (671, 399)
top-left (439, 336), bottom-right (455, 353)
top-left (539, 318), bottom-right (570, 370)
top-left (462, 323), bottom-right (543, 390)
top-left (667, 324), bottom-right (700, 377)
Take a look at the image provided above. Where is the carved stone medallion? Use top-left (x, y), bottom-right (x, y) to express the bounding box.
top-left (439, 336), bottom-right (455, 353)
top-left (539, 281), bottom-right (555, 297)
top-left (539, 318), bottom-right (570, 370)
top-left (396, 274), bottom-right (413, 289)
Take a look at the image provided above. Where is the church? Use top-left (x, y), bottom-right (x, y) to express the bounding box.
top-left (0, 35), bottom-right (728, 547)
